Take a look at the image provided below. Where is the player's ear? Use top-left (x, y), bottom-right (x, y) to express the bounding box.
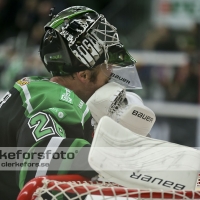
top-left (76, 70), bottom-right (91, 83)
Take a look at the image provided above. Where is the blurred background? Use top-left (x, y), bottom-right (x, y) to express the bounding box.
top-left (0, 0), bottom-right (199, 147)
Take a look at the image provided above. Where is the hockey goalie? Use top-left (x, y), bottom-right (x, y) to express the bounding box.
top-left (86, 82), bottom-right (200, 191)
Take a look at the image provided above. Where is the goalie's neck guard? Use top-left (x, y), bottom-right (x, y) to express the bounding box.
top-left (108, 64), bottom-right (142, 89)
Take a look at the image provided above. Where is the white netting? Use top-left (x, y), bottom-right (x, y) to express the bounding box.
top-left (16, 174), bottom-right (200, 200)
top-left (30, 177), bottom-right (200, 200)
top-left (34, 179), bottom-right (121, 200)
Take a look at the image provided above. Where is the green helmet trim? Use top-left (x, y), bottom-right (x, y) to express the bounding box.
top-left (46, 10), bottom-right (96, 30)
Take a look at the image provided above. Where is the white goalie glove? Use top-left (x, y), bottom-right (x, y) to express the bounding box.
top-left (86, 82), bottom-right (156, 136)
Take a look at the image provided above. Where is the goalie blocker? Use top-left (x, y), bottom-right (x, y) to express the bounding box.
top-left (87, 82), bottom-right (156, 136)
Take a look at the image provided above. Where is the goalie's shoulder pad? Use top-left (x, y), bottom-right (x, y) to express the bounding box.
top-left (86, 82), bottom-right (126, 122)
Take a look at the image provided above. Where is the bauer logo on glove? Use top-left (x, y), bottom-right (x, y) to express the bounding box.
top-left (132, 109), bottom-right (154, 123)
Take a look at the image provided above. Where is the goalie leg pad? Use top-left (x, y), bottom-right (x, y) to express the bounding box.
top-left (88, 116), bottom-right (200, 190)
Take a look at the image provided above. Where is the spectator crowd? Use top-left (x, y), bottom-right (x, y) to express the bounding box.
top-left (0, 0), bottom-right (199, 104)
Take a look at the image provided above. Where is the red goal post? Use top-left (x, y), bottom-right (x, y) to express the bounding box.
top-left (17, 174), bottom-right (200, 200)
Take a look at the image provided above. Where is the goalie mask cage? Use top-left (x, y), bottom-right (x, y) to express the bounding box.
top-left (17, 174), bottom-right (200, 200)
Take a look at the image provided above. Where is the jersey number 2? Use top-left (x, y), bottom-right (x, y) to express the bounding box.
top-left (28, 112), bottom-right (65, 141)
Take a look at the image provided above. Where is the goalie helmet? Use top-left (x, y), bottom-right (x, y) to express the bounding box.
top-left (40, 6), bottom-right (142, 89)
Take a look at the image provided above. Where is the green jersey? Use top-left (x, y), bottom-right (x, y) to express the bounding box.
top-left (0, 76), bottom-right (96, 200)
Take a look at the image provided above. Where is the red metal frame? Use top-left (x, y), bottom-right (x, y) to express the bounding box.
top-left (17, 174), bottom-right (89, 200)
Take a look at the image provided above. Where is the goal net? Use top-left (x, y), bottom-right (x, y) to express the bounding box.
top-left (17, 174), bottom-right (200, 200)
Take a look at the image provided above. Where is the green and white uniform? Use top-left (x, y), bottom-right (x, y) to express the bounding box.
top-left (0, 76), bottom-right (96, 200)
